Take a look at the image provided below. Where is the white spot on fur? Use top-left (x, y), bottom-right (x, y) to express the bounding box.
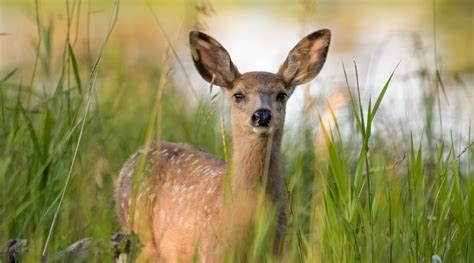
top-left (252, 126), bottom-right (273, 135)
top-left (185, 154), bottom-right (194, 161)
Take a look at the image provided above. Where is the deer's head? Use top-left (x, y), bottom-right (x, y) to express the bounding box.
top-left (190, 29), bottom-right (331, 138)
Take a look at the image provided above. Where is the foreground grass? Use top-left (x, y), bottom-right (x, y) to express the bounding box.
top-left (1, 1), bottom-right (473, 262)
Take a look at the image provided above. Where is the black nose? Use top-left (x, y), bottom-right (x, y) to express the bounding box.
top-left (252, 109), bottom-right (272, 127)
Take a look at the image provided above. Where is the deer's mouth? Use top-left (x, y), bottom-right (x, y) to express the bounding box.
top-left (251, 126), bottom-right (273, 136)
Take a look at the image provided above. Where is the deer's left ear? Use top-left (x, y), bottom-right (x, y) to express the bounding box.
top-left (277, 29), bottom-right (331, 88)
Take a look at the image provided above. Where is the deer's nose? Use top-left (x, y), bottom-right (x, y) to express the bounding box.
top-left (252, 109), bottom-right (272, 127)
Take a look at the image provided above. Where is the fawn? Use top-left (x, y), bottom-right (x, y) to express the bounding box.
top-left (115, 29), bottom-right (331, 262)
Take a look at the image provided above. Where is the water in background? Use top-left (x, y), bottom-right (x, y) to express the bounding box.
top-left (172, 1), bottom-right (473, 146)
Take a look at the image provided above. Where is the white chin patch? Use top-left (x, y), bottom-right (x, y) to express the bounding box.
top-left (252, 126), bottom-right (273, 136)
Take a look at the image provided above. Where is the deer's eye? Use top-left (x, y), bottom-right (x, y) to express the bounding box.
top-left (233, 92), bottom-right (245, 103)
top-left (276, 92), bottom-right (288, 103)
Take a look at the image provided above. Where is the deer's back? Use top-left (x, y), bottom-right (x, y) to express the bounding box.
top-left (115, 141), bottom-right (226, 261)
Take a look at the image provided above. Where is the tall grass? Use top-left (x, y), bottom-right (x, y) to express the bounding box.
top-left (1, 0), bottom-right (473, 262)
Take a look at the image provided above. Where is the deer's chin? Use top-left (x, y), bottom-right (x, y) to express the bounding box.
top-left (251, 126), bottom-right (273, 136)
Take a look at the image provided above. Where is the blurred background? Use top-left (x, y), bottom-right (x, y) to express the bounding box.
top-left (1, 0), bottom-right (473, 139)
top-left (0, 0), bottom-right (473, 261)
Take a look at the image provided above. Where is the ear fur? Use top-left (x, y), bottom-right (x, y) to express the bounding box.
top-left (277, 29), bottom-right (331, 87)
top-left (189, 31), bottom-right (240, 88)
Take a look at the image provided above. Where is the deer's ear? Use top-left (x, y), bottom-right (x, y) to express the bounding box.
top-left (277, 29), bottom-right (331, 87)
top-left (190, 31), bottom-right (240, 88)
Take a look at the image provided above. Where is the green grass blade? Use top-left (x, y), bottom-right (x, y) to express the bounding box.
top-left (0, 68), bottom-right (17, 86)
top-left (369, 63), bottom-right (399, 123)
top-left (68, 43), bottom-right (82, 94)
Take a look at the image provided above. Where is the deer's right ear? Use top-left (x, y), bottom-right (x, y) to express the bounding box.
top-left (190, 31), bottom-right (240, 88)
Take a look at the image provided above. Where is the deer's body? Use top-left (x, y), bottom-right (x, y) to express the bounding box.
top-left (115, 30), bottom-right (330, 262)
top-left (116, 142), bottom-right (226, 261)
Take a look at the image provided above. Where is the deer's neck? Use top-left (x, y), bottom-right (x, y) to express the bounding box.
top-left (230, 128), bottom-right (283, 196)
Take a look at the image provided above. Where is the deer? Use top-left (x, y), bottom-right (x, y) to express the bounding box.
top-left (115, 29), bottom-right (331, 262)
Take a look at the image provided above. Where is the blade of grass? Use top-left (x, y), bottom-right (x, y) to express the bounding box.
top-left (369, 62), bottom-right (399, 123)
top-left (41, 0), bottom-right (120, 259)
top-left (18, 103), bottom-right (44, 162)
top-left (29, 0), bottom-right (42, 91)
top-left (0, 68), bottom-right (17, 86)
top-left (68, 43), bottom-right (82, 94)
top-left (0, 69), bottom-right (17, 129)
top-left (145, 0), bottom-right (199, 101)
